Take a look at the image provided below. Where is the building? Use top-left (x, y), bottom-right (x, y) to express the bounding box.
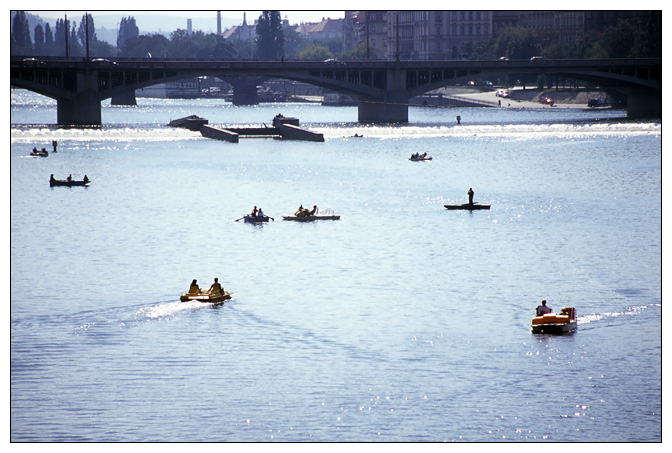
top-left (295, 18), bottom-right (344, 43)
top-left (385, 11), bottom-right (493, 60)
top-left (344, 11), bottom-right (388, 57)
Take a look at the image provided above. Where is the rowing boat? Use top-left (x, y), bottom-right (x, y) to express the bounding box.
top-left (444, 203), bottom-right (490, 210)
top-left (409, 156), bottom-right (432, 161)
top-left (50, 177), bottom-right (90, 187)
top-left (243, 214), bottom-right (271, 223)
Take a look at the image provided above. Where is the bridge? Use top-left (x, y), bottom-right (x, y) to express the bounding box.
top-left (11, 57), bottom-right (661, 125)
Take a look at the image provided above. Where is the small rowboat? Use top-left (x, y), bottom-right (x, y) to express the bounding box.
top-left (444, 203), bottom-right (490, 211)
top-left (531, 307), bottom-right (577, 334)
top-left (180, 290), bottom-right (232, 304)
top-left (31, 149), bottom-right (48, 157)
top-left (243, 214), bottom-right (271, 223)
top-left (50, 177), bottom-right (90, 187)
top-left (282, 214), bottom-right (341, 222)
top-left (409, 156), bottom-right (432, 161)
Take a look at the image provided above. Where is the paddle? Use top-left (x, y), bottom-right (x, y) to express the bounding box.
top-left (234, 216), bottom-right (245, 222)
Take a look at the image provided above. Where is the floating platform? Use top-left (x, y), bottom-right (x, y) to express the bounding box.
top-left (169, 114), bottom-right (323, 142)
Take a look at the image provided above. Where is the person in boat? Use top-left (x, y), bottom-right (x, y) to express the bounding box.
top-left (208, 277), bottom-right (223, 295)
top-left (67, 174), bottom-right (72, 182)
top-left (536, 299), bottom-right (552, 316)
top-left (83, 175), bottom-right (89, 183)
top-left (188, 279), bottom-right (201, 295)
top-left (295, 205), bottom-right (306, 216)
top-left (50, 174), bottom-right (55, 182)
top-left (468, 188), bottom-right (474, 205)
top-left (251, 206), bottom-right (258, 217)
top-left (308, 205), bottom-right (318, 216)
top-left (257, 207), bottom-right (264, 217)
top-left (411, 153), bottom-right (418, 159)
top-left (420, 152), bottom-right (427, 158)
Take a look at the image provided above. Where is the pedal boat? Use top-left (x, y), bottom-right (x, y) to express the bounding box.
top-left (180, 289), bottom-right (232, 304)
top-left (282, 214), bottom-right (341, 222)
top-left (531, 307), bottom-right (577, 334)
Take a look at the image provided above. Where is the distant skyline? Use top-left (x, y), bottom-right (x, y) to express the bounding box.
top-left (30, 10), bottom-right (345, 26)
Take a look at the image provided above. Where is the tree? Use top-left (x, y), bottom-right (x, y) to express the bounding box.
top-left (77, 13), bottom-right (97, 48)
top-left (34, 24), bottom-right (45, 54)
top-left (340, 42), bottom-right (377, 59)
top-left (298, 44), bottom-right (333, 60)
top-left (117, 16), bottom-right (139, 55)
top-left (256, 11), bottom-right (284, 59)
top-left (11, 11), bottom-right (32, 54)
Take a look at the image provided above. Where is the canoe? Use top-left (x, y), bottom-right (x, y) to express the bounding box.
top-left (243, 214), bottom-right (271, 223)
top-left (282, 215), bottom-right (341, 222)
top-left (531, 307), bottom-right (577, 334)
top-left (180, 290), bottom-right (232, 304)
top-left (50, 178), bottom-right (90, 187)
top-left (444, 203), bottom-right (490, 210)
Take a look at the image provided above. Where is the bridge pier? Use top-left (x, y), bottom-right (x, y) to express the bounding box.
top-left (111, 91), bottom-right (137, 106)
top-left (57, 93), bottom-right (101, 126)
top-left (357, 93), bottom-right (409, 123)
top-left (627, 92), bottom-right (661, 118)
top-left (226, 77), bottom-right (260, 105)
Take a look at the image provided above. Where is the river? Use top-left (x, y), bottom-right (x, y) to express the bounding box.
top-left (10, 89), bottom-right (661, 442)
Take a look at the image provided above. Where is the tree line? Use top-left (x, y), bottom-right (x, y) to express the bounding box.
top-left (12, 10), bottom-right (660, 60)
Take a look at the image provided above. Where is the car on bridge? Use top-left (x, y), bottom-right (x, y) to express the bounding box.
top-left (324, 59), bottom-right (345, 65)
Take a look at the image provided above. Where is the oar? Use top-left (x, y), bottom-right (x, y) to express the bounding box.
top-left (234, 216), bottom-right (246, 222)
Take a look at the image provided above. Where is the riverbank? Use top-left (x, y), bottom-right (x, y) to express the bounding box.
top-left (443, 86), bottom-right (608, 109)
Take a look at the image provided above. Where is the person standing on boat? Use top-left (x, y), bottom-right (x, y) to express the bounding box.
top-left (468, 188), bottom-right (474, 205)
top-left (208, 277), bottom-right (223, 295)
top-left (536, 299), bottom-right (552, 316)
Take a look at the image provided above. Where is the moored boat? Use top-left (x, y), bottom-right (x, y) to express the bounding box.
top-left (444, 203), bottom-right (490, 210)
top-left (531, 307), bottom-right (577, 334)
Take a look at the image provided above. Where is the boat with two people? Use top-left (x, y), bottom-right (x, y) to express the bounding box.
top-left (531, 302), bottom-right (577, 334)
top-left (180, 278), bottom-right (232, 304)
top-left (30, 147), bottom-right (48, 157)
top-left (283, 205), bottom-right (341, 222)
top-left (50, 174), bottom-right (90, 187)
top-left (238, 206), bottom-right (274, 224)
top-left (409, 152), bottom-right (432, 161)
top-left (444, 188), bottom-right (490, 210)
